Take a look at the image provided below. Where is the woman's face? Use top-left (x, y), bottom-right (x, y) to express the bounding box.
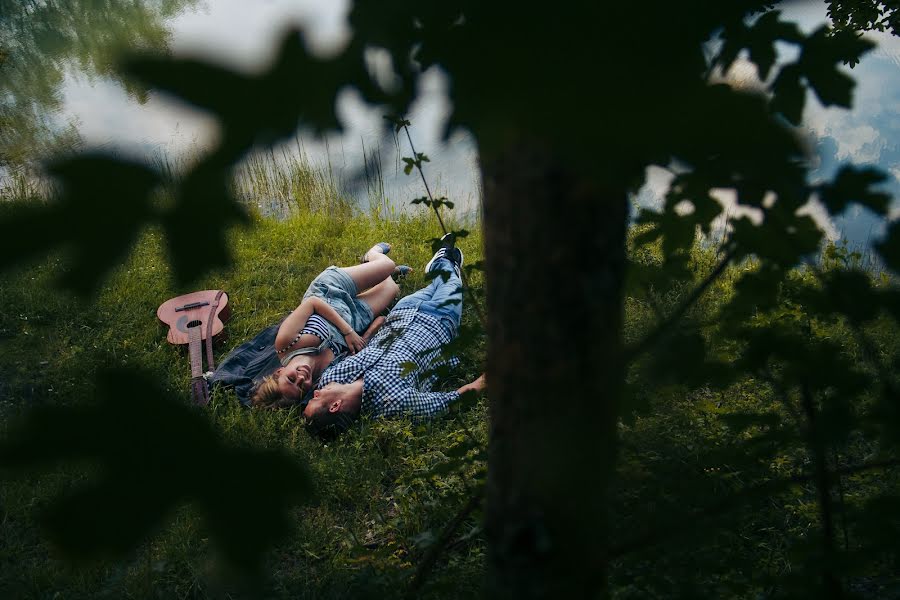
top-left (274, 360), bottom-right (313, 403)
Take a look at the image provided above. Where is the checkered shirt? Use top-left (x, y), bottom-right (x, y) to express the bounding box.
top-left (317, 306), bottom-right (460, 420)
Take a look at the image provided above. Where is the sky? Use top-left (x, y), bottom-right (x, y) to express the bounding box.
top-left (54, 0), bottom-right (900, 242)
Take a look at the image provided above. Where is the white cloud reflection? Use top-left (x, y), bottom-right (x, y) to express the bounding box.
top-left (634, 1), bottom-right (900, 248)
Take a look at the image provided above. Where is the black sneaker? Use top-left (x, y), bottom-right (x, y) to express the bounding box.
top-left (425, 234), bottom-right (463, 277)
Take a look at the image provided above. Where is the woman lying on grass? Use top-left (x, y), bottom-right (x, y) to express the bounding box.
top-left (247, 242), bottom-right (407, 409)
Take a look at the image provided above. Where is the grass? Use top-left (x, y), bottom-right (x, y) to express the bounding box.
top-left (0, 154), bottom-right (487, 598)
top-left (0, 155), bottom-right (898, 598)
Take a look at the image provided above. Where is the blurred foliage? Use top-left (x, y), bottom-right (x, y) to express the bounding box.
top-left (618, 235), bottom-right (900, 598)
top-left (0, 0), bottom-right (899, 597)
top-left (0, 368), bottom-right (310, 576)
top-left (0, 0), bottom-right (199, 167)
top-left (827, 0), bottom-right (900, 36)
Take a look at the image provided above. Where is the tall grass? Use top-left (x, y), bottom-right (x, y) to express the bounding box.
top-left (233, 141), bottom-right (352, 220)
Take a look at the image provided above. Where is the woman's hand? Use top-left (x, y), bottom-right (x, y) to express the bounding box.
top-left (343, 330), bottom-right (366, 354)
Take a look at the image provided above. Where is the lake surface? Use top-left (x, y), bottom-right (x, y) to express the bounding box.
top-left (1, 0), bottom-right (898, 243)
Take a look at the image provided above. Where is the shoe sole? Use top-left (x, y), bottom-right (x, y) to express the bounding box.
top-left (424, 248), bottom-right (446, 274)
top-left (425, 247), bottom-right (463, 276)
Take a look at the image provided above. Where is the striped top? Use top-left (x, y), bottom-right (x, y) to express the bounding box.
top-left (280, 314), bottom-right (343, 366)
top-left (301, 314), bottom-right (333, 342)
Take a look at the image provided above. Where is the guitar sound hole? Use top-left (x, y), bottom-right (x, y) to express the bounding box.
top-left (186, 320), bottom-right (203, 328)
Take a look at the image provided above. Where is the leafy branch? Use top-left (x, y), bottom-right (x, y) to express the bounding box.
top-left (386, 114), bottom-right (487, 329)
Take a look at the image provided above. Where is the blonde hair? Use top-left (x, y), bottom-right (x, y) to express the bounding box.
top-left (250, 375), bottom-right (284, 409)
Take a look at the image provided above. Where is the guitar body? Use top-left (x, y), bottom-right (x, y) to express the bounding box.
top-left (157, 290), bottom-right (230, 406)
top-left (157, 290), bottom-right (231, 345)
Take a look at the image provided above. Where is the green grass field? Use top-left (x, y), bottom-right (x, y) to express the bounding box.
top-left (0, 159), bottom-right (897, 598)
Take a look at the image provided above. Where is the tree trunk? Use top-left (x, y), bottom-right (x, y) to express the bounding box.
top-left (482, 140), bottom-right (628, 598)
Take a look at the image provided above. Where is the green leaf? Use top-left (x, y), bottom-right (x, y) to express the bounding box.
top-left (876, 220), bottom-right (900, 273)
top-left (0, 153), bottom-right (160, 296)
top-left (716, 11), bottom-right (803, 80)
top-left (464, 260), bottom-right (485, 274)
top-left (818, 165), bottom-right (891, 216)
top-left (0, 367), bottom-right (310, 574)
top-left (771, 63), bottom-right (805, 124)
top-left (719, 411), bottom-right (782, 433)
top-left (452, 389), bottom-right (483, 413)
top-left (731, 211), bottom-right (822, 267)
top-left (163, 165), bottom-right (248, 285)
top-left (383, 114), bottom-right (411, 132)
top-left (424, 268), bottom-right (452, 283)
top-left (432, 196), bottom-right (455, 210)
top-left (799, 27), bottom-right (874, 109)
top-left (645, 331), bottom-right (732, 388)
top-left (803, 269), bottom-right (881, 324)
top-left (724, 264), bottom-right (785, 320)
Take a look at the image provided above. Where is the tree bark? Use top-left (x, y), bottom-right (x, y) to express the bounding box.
top-left (482, 140), bottom-right (628, 598)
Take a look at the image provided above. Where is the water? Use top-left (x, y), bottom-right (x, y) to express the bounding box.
top-left (0, 0), bottom-right (482, 218)
top-left (1, 0), bottom-right (898, 243)
top-left (636, 1), bottom-right (900, 249)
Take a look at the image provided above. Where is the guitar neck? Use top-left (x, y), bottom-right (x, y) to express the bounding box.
top-left (188, 324), bottom-right (204, 378)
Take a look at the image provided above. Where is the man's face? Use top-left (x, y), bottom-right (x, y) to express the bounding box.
top-left (302, 383), bottom-right (344, 419)
top-left (275, 362), bottom-right (313, 403)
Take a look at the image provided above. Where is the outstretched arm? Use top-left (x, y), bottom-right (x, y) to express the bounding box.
top-left (378, 388), bottom-right (462, 420)
top-left (376, 374), bottom-right (485, 420)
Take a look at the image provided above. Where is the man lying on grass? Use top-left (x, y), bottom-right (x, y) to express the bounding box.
top-left (303, 234), bottom-right (486, 439)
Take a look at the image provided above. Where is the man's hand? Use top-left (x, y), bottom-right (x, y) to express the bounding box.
top-left (361, 316), bottom-right (386, 344)
top-left (457, 373), bottom-right (486, 395)
top-left (343, 330), bottom-right (365, 354)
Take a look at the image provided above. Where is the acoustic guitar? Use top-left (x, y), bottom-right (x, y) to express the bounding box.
top-left (157, 290), bottom-right (230, 406)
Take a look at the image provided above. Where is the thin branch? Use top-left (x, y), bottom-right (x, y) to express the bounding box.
top-left (832, 449), bottom-right (851, 552)
top-left (406, 488), bottom-right (484, 599)
top-left (399, 122), bottom-right (487, 328)
top-left (765, 360), bottom-right (843, 597)
top-left (799, 380), bottom-right (843, 599)
top-left (402, 125), bottom-right (448, 233)
top-left (624, 248), bottom-right (736, 363)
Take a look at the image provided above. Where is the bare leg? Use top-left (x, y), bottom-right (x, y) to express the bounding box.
top-left (356, 277), bottom-right (400, 315)
top-left (340, 244), bottom-right (396, 291)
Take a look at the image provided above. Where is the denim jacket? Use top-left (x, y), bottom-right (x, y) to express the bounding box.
top-left (208, 322), bottom-right (283, 406)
